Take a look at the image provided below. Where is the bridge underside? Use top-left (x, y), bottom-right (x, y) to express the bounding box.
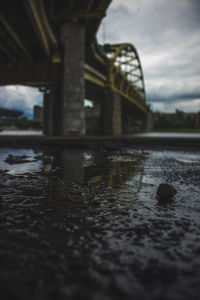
top-left (0, 0), bottom-right (152, 136)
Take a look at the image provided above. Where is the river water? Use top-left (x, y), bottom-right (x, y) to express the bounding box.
top-left (1, 130), bottom-right (200, 139)
top-left (0, 146), bottom-right (200, 300)
top-left (0, 130), bottom-right (43, 136)
top-left (133, 132), bottom-right (200, 139)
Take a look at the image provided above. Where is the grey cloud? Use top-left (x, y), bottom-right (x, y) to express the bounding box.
top-left (103, 0), bottom-right (200, 47)
top-left (106, 3), bottom-right (131, 18)
top-left (175, 93), bottom-right (200, 100)
top-left (0, 86), bottom-right (43, 117)
top-left (147, 92), bottom-right (200, 103)
top-left (98, 0), bottom-right (200, 112)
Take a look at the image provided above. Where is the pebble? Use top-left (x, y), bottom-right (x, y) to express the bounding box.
top-left (156, 183), bottom-right (177, 200)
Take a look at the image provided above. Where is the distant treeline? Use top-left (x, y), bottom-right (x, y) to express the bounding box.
top-left (15, 117), bottom-right (42, 130)
top-left (153, 110), bottom-right (200, 131)
top-left (0, 107), bottom-right (23, 117)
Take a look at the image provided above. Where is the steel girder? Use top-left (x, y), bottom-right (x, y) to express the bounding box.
top-left (103, 43), bottom-right (147, 113)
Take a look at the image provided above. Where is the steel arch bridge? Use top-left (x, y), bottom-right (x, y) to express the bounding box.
top-left (102, 43), bottom-right (147, 113)
top-left (0, 0), bottom-right (151, 135)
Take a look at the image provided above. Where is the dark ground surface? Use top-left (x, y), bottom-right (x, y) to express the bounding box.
top-left (0, 141), bottom-right (200, 300)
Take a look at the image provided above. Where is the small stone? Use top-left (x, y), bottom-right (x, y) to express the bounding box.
top-left (156, 183), bottom-right (177, 200)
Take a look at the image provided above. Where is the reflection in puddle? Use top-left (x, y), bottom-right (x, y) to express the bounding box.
top-left (0, 147), bottom-right (200, 300)
top-left (0, 148), bottom-right (42, 175)
top-left (54, 149), bottom-right (146, 188)
top-left (0, 148), bottom-right (146, 188)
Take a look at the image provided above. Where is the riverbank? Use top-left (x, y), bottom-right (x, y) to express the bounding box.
top-left (154, 128), bottom-right (200, 133)
top-left (0, 132), bottom-right (200, 151)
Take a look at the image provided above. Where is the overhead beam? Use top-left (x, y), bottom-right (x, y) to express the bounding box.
top-left (52, 0), bottom-right (73, 21)
top-left (50, 0), bottom-right (55, 17)
top-left (53, 11), bottom-right (105, 22)
top-left (84, 72), bottom-right (106, 88)
top-left (40, 0), bottom-right (57, 47)
top-left (0, 61), bottom-right (107, 88)
top-left (91, 43), bottom-right (107, 65)
top-left (24, 0), bottom-right (51, 57)
top-left (0, 61), bottom-right (59, 86)
top-left (0, 14), bottom-right (32, 60)
top-left (0, 44), bottom-right (16, 62)
top-left (69, 11), bottom-right (105, 21)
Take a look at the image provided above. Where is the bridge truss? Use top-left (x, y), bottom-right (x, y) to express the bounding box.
top-left (102, 43), bottom-right (147, 113)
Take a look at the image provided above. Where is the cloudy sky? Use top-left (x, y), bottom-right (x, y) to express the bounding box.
top-left (97, 0), bottom-right (200, 112)
top-left (0, 85), bottom-right (43, 118)
top-left (0, 0), bottom-right (199, 116)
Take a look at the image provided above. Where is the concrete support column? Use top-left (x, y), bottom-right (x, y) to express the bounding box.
top-left (101, 90), bottom-right (122, 135)
top-left (43, 92), bottom-right (50, 135)
top-left (43, 88), bottom-right (60, 136)
top-left (142, 111), bottom-right (153, 132)
top-left (60, 22), bottom-right (85, 135)
top-left (43, 93), bottom-right (47, 135)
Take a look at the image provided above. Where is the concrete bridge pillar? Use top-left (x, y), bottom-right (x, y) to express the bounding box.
top-left (43, 92), bottom-right (52, 135)
top-left (142, 111), bottom-right (153, 132)
top-left (60, 22), bottom-right (86, 135)
top-left (43, 92), bottom-right (48, 135)
top-left (43, 88), bottom-right (60, 135)
top-left (101, 90), bottom-right (122, 135)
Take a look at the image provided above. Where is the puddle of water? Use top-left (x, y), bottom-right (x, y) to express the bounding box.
top-left (0, 147), bottom-right (200, 300)
top-left (0, 148), bottom-right (42, 175)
